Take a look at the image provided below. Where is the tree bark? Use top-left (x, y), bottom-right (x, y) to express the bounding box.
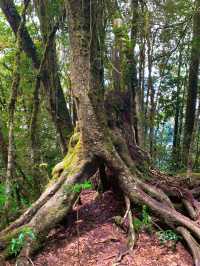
top-left (0, 119), bottom-right (8, 167)
top-left (4, 0), bottom-right (30, 223)
top-left (182, 0), bottom-right (200, 167)
top-left (172, 52), bottom-right (183, 169)
top-left (0, 0), bottom-right (73, 154)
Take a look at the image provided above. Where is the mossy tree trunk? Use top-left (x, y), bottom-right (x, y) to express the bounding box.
top-left (1, 1), bottom-right (200, 265)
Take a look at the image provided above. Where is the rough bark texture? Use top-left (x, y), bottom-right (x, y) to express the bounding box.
top-left (182, 0), bottom-right (200, 166)
top-left (172, 52), bottom-right (183, 168)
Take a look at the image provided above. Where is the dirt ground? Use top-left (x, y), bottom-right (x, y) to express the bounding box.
top-left (33, 190), bottom-right (193, 266)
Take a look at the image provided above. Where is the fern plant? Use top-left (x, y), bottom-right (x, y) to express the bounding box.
top-left (64, 180), bottom-right (93, 193)
top-left (9, 227), bottom-right (36, 256)
top-left (157, 229), bottom-right (182, 250)
top-left (157, 229), bottom-right (181, 244)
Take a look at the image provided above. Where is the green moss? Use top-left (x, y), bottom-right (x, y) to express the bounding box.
top-left (105, 139), bottom-right (114, 153)
top-left (51, 129), bottom-right (82, 183)
top-left (178, 172), bottom-right (200, 178)
top-left (63, 134), bottom-right (81, 175)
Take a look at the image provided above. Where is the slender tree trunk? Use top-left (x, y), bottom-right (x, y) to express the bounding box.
top-left (0, 0), bottom-right (73, 154)
top-left (172, 52), bottom-right (183, 169)
top-left (0, 119), bottom-right (8, 167)
top-left (129, 0), bottom-right (143, 146)
top-left (5, 46), bottom-right (21, 222)
top-left (182, 0), bottom-right (200, 166)
top-left (4, 0), bottom-right (31, 221)
top-left (188, 94), bottom-right (200, 174)
top-left (147, 34), bottom-right (155, 157)
top-left (194, 92), bottom-right (200, 168)
top-left (34, 0), bottom-right (72, 154)
top-left (30, 74), bottom-right (42, 193)
top-left (138, 33), bottom-right (146, 146)
top-left (112, 20), bottom-right (122, 92)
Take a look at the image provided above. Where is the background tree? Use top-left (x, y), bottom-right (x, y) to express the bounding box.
top-left (182, 0), bottom-right (200, 168)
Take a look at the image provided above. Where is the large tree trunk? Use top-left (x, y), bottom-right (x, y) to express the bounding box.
top-left (1, 1), bottom-right (200, 266)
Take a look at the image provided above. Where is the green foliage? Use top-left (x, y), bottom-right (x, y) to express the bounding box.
top-left (0, 184), bottom-right (6, 209)
top-left (133, 205), bottom-right (152, 233)
top-left (0, 181), bottom-right (31, 224)
top-left (133, 217), bottom-right (143, 232)
top-left (113, 24), bottom-right (127, 38)
top-left (9, 227), bottom-right (35, 256)
top-left (64, 181), bottom-right (93, 194)
top-left (157, 229), bottom-right (182, 247)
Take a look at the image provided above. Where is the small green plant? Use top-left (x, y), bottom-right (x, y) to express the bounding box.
top-left (9, 227), bottom-right (36, 256)
top-left (0, 184), bottom-right (6, 209)
top-left (157, 229), bottom-right (182, 248)
top-left (133, 217), bottom-right (143, 232)
top-left (142, 205), bottom-right (153, 233)
top-left (64, 180), bottom-right (93, 193)
top-left (133, 205), bottom-right (152, 233)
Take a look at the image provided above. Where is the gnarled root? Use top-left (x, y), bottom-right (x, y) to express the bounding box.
top-left (177, 226), bottom-right (200, 266)
top-left (1, 134), bottom-right (200, 266)
top-left (182, 199), bottom-right (198, 220)
top-left (0, 158), bottom-right (98, 260)
top-left (124, 196), bottom-right (135, 250)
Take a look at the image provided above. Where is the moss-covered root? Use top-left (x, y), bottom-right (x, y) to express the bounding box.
top-left (0, 158), bottom-right (98, 262)
top-left (0, 131), bottom-right (82, 239)
top-left (52, 130), bottom-right (82, 179)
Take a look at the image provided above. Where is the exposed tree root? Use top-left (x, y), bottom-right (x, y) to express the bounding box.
top-left (137, 179), bottom-right (175, 209)
top-left (182, 199), bottom-right (198, 220)
top-left (124, 196), bottom-right (135, 250)
top-left (0, 158), bottom-right (98, 260)
top-left (123, 181), bottom-right (200, 238)
top-left (177, 226), bottom-right (200, 266)
top-left (1, 136), bottom-right (200, 266)
top-left (0, 172), bottom-right (69, 237)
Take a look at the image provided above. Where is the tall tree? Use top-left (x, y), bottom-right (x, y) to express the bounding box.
top-left (4, 0), bottom-right (28, 221)
top-left (182, 0), bottom-right (200, 167)
top-left (171, 51), bottom-right (183, 168)
top-left (0, 0), bottom-right (73, 154)
top-left (0, 119), bottom-right (7, 167)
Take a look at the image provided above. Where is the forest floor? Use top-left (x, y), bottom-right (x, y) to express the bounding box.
top-left (33, 190), bottom-right (193, 266)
